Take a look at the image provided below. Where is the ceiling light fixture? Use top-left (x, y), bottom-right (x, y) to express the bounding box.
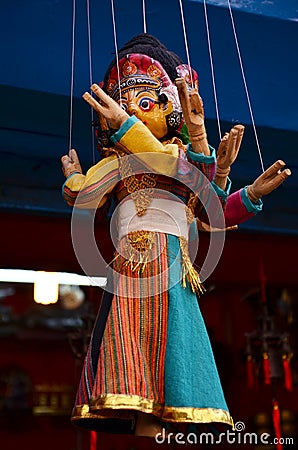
top-left (0, 269), bottom-right (106, 287)
top-left (33, 271), bottom-right (59, 305)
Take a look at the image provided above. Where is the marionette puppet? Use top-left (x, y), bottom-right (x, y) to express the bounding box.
top-left (61, 34), bottom-right (290, 438)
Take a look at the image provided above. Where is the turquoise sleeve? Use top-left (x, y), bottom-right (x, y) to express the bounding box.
top-left (186, 145), bottom-right (216, 165)
top-left (110, 116), bottom-right (139, 144)
top-left (241, 187), bottom-right (263, 213)
top-left (211, 178), bottom-right (232, 203)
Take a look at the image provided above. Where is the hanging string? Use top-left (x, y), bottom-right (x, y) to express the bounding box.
top-left (178, 0), bottom-right (194, 88)
top-left (227, 0), bottom-right (265, 172)
top-left (86, 0), bottom-right (96, 164)
top-left (110, 0), bottom-right (122, 105)
top-left (142, 0), bottom-right (147, 33)
top-left (69, 0), bottom-right (76, 151)
top-left (203, 0), bottom-right (222, 140)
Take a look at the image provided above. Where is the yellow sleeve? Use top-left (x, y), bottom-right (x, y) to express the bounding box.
top-left (63, 118), bottom-right (180, 209)
top-left (111, 117), bottom-right (179, 177)
top-left (63, 154), bottom-right (119, 209)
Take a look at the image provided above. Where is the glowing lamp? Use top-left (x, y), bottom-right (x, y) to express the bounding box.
top-left (34, 271), bottom-right (59, 305)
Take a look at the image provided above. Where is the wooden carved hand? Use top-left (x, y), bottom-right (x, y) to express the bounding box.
top-left (83, 84), bottom-right (129, 130)
top-left (61, 149), bottom-right (82, 178)
top-left (214, 124), bottom-right (245, 190)
top-left (246, 160), bottom-right (291, 202)
top-left (175, 77), bottom-right (209, 155)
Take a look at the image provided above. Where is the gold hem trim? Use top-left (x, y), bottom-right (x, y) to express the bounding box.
top-left (72, 394), bottom-right (233, 427)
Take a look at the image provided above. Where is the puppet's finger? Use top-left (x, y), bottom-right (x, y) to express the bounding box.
top-left (68, 148), bottom-right (79, 163)
top-left (251, 164), bottom-right (291, 199)
top-left (61, 155), bottom-right (70, 165)
top-left (271, 168), bottom-right (291, 186)
top-left (176, 78), bottom-right (204, 124)
top-left (83, 91), bottom-right (129, 129)
top-left (263, 160), bottom-right (287, 179)
top-left (90, 84), bottom-right (112, 105)
top-left (226, 125), bottom-right (244, 158)
top-left (217, 134), bottom-right (229, 157)
top-left (261, 169), bottom-right (291, 196)
top-left (234, 124), bottom-right (245, 151)
top-left (61, 149), bottom-right (82, 178)
top-left (175, 78), bottom-right (190, 113)
top-left (226, 128), bottom-right (239, 156)
top-left (82, 92), bottom-right (103, 114)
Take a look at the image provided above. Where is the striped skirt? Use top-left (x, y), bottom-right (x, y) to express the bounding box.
top-left (71, 232), bottom-right (233, 432)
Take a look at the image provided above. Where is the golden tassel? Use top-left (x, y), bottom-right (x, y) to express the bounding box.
top-left (178, 236), bottom-right (205, 295)
top-left (185, 192), bottom-right (198, 224)
top-left (114, 231), bottom-right (155, 275)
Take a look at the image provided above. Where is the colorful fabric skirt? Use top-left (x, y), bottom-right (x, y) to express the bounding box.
top-left (71, 232), bottom-right (233, 433)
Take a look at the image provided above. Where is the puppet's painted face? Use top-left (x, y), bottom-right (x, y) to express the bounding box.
top-left (118, 88), bottom-right (173, 140)
top-left (105, 54), bottom-right (198, 143)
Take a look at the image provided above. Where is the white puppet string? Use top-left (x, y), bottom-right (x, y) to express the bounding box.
top-left (179, 0), bottom-right (265, 171)
top-left (69, 0), bottom-right (95, 161)
top-left (178, 0), bottom-right (194, 89)
top-left (110, 0), bottom-right (122, 106)
top-left (203, 0), bottom-right (222, 141)
top-left (227, 0), bottom-right (265, 172)
top-left (142, 0), bottom-right (147, 33)
top-left (86, 0), bottom-right (96, 164)
top-left (70, 1), bottom-right (264, 171)
top-left (69, 0), bottom-right (76, 151)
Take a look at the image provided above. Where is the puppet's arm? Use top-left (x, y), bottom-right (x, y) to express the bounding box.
top-left (198, 160), bottom-right (291, 229)
top-left (246, 160), bottom-right (291, 203)
top-left (82, 84), bottom-right (180, 176)
top-left (175, 78), bottom-right (209, 156)
top-left (61, 148), bottom-right (83, 178)
top-left (175, 78), bottom-right (237, 182)
top-left (61, 108), bottom-right (180, 209)
top-left (213, 125), bottom-right (244, 191)
top-left (61, 82), bottom-right (184, 207)
top-left (225, 159), bottom-right (291, 227)
top-left (61, 150), bottom-right (119, 208)
top-left (109, 116), bottom-right (179, 177)
top-left (83, 84), bottom-right (178, 162)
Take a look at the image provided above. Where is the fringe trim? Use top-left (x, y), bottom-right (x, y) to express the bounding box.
top-left (178, 236), bottom-right (205, 295)
top-left (113, 231), bottom-right (205, 295)
top-left (185, 192), bottom-right (198, 224)
top-left (113, 230), bottom-right (155, 273)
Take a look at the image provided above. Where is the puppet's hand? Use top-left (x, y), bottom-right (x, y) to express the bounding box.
top-left (214, 124), bottom-right (244, 190)
top-left (61, 149), bottom-right (82, 178)
top-left (175, 78), bottom-right (209, 155)
top-left (83, 84), bottom-right (129, 130)
top-left (217, 125), bottom-right (244, 173)
top-left (246, 160), bottom-right (291, 202)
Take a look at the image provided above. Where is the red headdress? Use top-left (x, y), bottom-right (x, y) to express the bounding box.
top-left (96, 52), bottom-right (199, 150)
top-left (106, 53), bottom-right (198, 112)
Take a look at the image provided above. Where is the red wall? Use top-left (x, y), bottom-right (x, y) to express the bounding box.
top-left (0, 211), bottom-right (297, 449)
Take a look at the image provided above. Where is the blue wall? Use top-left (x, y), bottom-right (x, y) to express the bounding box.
top-left (0, 0), bottom-right (297, 233)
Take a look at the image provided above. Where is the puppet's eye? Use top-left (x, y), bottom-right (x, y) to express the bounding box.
top-left (138, 97), bottom-right (156, 112)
